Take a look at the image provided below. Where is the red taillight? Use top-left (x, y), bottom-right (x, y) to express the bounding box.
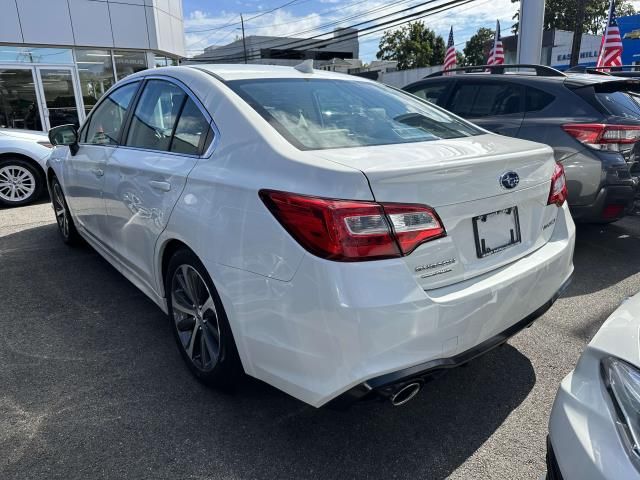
top-left (562, 123), bottom-right (640, 151)
top-left (548, 162), bottom-right (568, 207)
top-left (259, 190), bottom-right (445, 261)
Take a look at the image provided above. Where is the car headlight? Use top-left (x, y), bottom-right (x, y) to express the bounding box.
top-left (602, 357), bottom-right (640, 463)
top-left (37, 140), bottom-right (53, 149)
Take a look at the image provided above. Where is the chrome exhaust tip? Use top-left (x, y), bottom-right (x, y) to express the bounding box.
top-left (390, 382), bottom-right (422, 407)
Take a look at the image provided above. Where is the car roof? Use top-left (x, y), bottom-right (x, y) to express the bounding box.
top-left (184, 63), bottom-right (366, 82)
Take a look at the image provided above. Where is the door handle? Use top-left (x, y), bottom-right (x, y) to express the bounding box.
top-left (149, 180), bottom-right (171, 192)
top-left (91, 168), bottom-right (104, 177)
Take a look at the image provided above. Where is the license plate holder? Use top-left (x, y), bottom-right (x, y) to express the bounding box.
top-left (472, 207), bottom-right (521, 258)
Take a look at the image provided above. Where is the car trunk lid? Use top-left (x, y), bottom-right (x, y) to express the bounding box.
top-left (315, 133), bottom-right (560, 289)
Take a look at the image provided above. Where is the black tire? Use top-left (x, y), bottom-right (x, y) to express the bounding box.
top-left (166, 248), bottom-right (242, 388)
top-left (0, 157), bottom-right (44, 207)
top-left (50, 175), bottom-right (82, 246)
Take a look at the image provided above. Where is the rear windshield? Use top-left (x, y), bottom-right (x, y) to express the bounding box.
top-left (228, 78), bottom-right (481, 150)
top-left (595, 90), bottom-right (640, 120)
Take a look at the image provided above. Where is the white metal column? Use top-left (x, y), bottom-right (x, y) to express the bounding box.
top-left (517, 0), bottom-right (546, 64)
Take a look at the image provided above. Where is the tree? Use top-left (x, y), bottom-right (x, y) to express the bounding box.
top-left (463, 27), bottom-right (494, 66)
top-left (511, 0), bottom-right (636, 35)
top-left (376, 21), bottom-right (446, 70)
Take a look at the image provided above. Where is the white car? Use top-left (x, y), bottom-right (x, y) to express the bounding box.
top-left (46, 64), bottom-right (575, 408)
top-left (547, 293), bottom-right (640, 479)
top-left (0, 128), bottom-right (53, 207)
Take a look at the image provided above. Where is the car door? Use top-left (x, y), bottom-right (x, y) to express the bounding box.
top-left (102, 77), bottom-right (214, 289)
top-left (61, 81), bottom-right (140, 238)
top-left (446, 79), bottom-right (525, 137)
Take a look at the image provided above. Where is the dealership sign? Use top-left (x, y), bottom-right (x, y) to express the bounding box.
top-left (550, 30), bottom-right (602, 67)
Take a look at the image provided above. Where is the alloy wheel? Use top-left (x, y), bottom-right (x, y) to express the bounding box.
top-left (0, 165), bottom-right (36, 203)
top-left (171, 264), bottom-right (221, 372)
top-left (52, 182), bottom-right (69, 239)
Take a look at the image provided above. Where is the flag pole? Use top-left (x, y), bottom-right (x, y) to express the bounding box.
top-left (597, 0), bottom-right (615, 67)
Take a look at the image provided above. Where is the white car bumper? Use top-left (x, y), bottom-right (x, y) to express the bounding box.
top-left (548, 293), bottom-right (640, 480)
top-left (212, 203), bottom-right (575, 407)
top-left (548, 365), bottom-right (640, 480)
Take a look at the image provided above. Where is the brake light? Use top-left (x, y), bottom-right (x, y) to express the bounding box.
top-left (548, 162), bottom-right (568, 207)
top-left (562, 123), bottom-right (640, 151)
top-left (259, 190), bottom-right (445, 261)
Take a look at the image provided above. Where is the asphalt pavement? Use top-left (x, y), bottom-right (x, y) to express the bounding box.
top-left (2, 201), bottom-right (640, 480)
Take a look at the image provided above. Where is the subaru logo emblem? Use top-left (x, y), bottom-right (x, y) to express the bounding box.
top-left (499, 171), bottom-right (519, 190)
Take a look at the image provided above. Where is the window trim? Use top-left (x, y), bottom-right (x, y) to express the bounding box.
top-left (445, 79), bottom-right (526, 119)
top-left (118, 75), bottom-right (219, 159)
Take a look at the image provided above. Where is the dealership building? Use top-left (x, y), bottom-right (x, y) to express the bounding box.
top-left (0, 0), bottom-right (185, 132)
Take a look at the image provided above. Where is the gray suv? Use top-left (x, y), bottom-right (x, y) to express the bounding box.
top-left (404, 65), bottom-right (639, 222)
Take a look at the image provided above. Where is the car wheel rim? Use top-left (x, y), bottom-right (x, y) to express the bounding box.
top-left (52, 182), bottom-right (69, 238)
top-left (171, 264), bottom-right (221, 372)
top-left (0, 165), bottom-right (36, 203)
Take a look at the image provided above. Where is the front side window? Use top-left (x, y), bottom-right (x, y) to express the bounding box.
top-left (126, 80), bottom-right (186, 151)
top-left (228, 78), bottom-right (480, 150)
top-left (84, 81), bottom-right (139, 145)
top-left (407, 82), bottom-right (449, 105)
top-left (449, 82), bottom-right (523, 118)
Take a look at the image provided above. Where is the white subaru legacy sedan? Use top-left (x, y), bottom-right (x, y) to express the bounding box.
top-left (46, 64), bottom-right (575, 408)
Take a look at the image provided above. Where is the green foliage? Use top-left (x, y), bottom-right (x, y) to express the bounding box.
top-left (462, 27), bottom-right (494, 66)
top-left (511, 0), bottom-right (636, 34)
top-left (376, 21), bottom-right (447, 70)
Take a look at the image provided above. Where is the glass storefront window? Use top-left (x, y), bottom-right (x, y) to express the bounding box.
top-left (39, 68), bottom-right (80, 129)
top-left (114, 51), bottom-right (147, 80)
top-left (153, 55), bottom-right (179, 68)
top-left (154, 55), bottom-right (168, 68)
top-left (0, 69), bottom-right (42, 130)
top-left (75, 49), bottom-right (116, 115)
top-left (0, 46), bottom-right (73, 64)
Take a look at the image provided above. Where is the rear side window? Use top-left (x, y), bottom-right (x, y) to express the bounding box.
top-left (525, 87), bottom-right (555, 112)
top-left (126, 80), bottom-right (187, 151)
top-left (228, 78), bottom-right (481, 150)
top-left (84, 81), bottom-right (139, 145)
top-left (407, 82), bottom-right (448, 105)
top-left (170, 98), bottom-right (212, 155)
top-left (449, 83), bottom-right (523, 117)
top-left (595, 90), bottom-right (640, 120)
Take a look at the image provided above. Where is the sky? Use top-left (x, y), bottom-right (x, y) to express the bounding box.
top-left (181, 0), bottom-right (640, 62)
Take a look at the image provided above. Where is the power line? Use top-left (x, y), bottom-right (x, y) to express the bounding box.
top-left (186, 0), bottom-right (309, 34)
top-left (188, 0), bottom-right (476, 63)
top-left (191, 0), bottom-right (454, 59)
top-left (186, 0), bottom-right (420, 53)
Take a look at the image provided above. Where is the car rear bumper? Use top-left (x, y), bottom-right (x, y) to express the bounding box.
top-left (212, 203), bottom-right (575, 407)
top-left (327, 274), bottom-right (572, 409)
top-left (570, 184), bottom-right (636, 222)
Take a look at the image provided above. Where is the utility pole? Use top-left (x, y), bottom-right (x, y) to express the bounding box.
top-left (570, 0), bottom-right (587, 67)
top-left (240, 14), bottom-right (248, 64)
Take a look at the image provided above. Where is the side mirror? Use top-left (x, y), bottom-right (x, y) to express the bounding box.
top-left (49, 124), bottom-right (79, 155)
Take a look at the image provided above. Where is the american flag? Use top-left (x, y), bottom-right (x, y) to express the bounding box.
top-left (597, 0), bottom-right (623, 68)
top-left (443, 27), bottom-right (457, 74)
top-left (487, 20), bottom-right (504, 65)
